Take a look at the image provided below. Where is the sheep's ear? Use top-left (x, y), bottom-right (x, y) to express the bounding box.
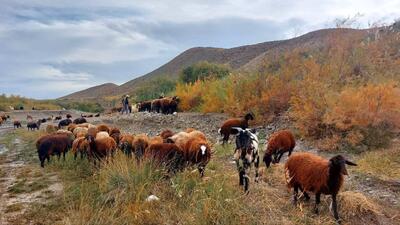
top-left (345, 160), bottom-right (357, 166)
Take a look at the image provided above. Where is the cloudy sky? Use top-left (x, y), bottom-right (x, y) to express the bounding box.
top-left (0, 0), bottom-right (399, 99)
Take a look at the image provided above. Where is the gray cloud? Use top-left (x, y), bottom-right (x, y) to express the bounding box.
top-left (0, 0), bottom-right (399, 99)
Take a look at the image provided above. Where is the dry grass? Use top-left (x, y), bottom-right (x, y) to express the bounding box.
top-left (355, 147), bottom-right (400, 181)
top-left (2, 129), bottom-right (398, 225)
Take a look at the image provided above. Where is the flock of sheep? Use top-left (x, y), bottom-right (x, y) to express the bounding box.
top-left (1, 110), bottom-right (356, 224)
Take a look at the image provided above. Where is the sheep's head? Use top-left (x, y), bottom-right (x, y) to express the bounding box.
top-left (263, 153), bottom-right (273, 168)
top-left (329, 155), bottom-right (357, 175)
top-left (232, 127), bottom-right (258, 163)
top-left (244, 112), bottom-right (255, 121)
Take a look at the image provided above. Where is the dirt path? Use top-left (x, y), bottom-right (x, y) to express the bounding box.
top-left (0, 126), bottom-right (63, 225)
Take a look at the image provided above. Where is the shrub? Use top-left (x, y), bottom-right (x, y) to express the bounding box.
top-left (179, 61), bottom-right (230, 84)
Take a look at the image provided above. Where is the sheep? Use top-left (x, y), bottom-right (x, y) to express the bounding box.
top-left (118, 134), bottom-right (135, 156)
top-left (36, 134), bottom-right (73, 167)
top-left (144, 143), bottom-right (185, 173)
top-left (87, 127), bottom-right (98, 137)
top-left (45, 124), bottom-right (58, 133)
top-left (231, 127), bottom-right (260, 192)
top-left (27, 120), bottom-right (41, 131)
top-left (138, 101), bottom-right (152, 112)
top-left (73, 117), bottom-right (87, 124)
top-left (27, 115), bottom-right (33, 121)
top-left (1, 114), bottom-right (8, 121)
top-left (160, 96), bottom-right (179, 114)
top-left (149, 136), bottom-right (163, 145)
top-left (66, 114), bottom-right (72, 119)
top-left (97, 124), bottom-right (110, 133)
top-left (40, 118), bottom-right (47, 123)
top-left (13, 120), bottom-right (22, 129)
top-left (159, 129), bottom-right (175, 141)
top-left (285, 152), bottom-right (357, 223)
top-left (96, 131), bottom-right (110, 139)
top-left (263, 130), bottom-right (296, 168)
top-left (109, 127), bottom-right (121, 144)
top-left (132, 134), bottom-right (150, 159)
top-left (71, 137), bottom-right (89, 160)
top-left (167, 130), bottom-right (211, 176)
top-left (218, 112), bottom-right (255, 145)
top-left (73, 127), bottom-right (88, 137)
top-left (54, 116), bottom-right (62, 120)
top-left (151, 98), bottom-right (162, 113)
top-left (86, 135), bottom-right (117, 162)
top-left (67, 123), bottom-right (77, 132)
top-left (94, 113), bottom-right (100, 117)
top-left (58, 118), bottom-right (72, 128)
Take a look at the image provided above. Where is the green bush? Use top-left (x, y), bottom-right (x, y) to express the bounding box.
top-left (179, 61), bottom-right (230, 84)
top-left (134, 77), bottom-right (176, 102)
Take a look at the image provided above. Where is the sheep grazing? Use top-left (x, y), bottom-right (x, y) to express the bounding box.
top-left (138, 101), bottom-right (152, 112)
top-left (71, 137), bottom-right (89, 160)
top-left (132, 134), bottom-right (150, 159)
top-left (151, 98), bottom-right (162, 113)
top-left (160, 129), bottom-right (175, 141)
top-left (86, 135), bottom-right (117, 162)
top-left (87, 114), bottom-right (93, 118)
top-left (67, 123), bottom-right (77, 132)
top-left (27, 120), bottom-right (41, 131)
top-left (36, 134), bottom-right (73, 167)
top-left (73, 117), bottom-right (87, 124)
top-left (87, 127), bottom-right (98, 137)
top-left (97, 124), bottom-right (110, 133)
top-left (73, 127), bottom-right (88, 138)
top-left (58, 118), bottom-right (72, 129)
top-left (263, 130), bottom-right (296, 168)
top-left (118, 134), bottom-right (135, 156)
top-left (40, 118), bottom-right (47, 123)
top-left (1, 114), bottom-right (8, 121)
top-left (285, 152), bottom-right (357, 223)
top-left (232, 127), bottom-right (259, 192)
top-left (160, 96), bottom-right (179, 114)
top-left (54, 116), bottom-right (62, 120)
top-left (144, 143), bottom-right (185, 173)
top-left (218, 112), bottom-right (255, 145)
top-left (66, 114), bottom-right (72, 119)
top-left (149, 136), bottom-right (163, 145)
top-left (13, 120), bottom-right (22, 129)
top-left (167, 130), bottom-right (211, 177)
top-left (94, 113), bottom-right (100, 117)
top-left (96, 131), bottom-right (110, 139)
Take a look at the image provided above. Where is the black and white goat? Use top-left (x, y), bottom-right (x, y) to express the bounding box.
top-left (232, 127), bottom-right (260, 192)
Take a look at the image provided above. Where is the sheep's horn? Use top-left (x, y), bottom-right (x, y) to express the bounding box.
top-left (345, 160), bottom-right (357, 166)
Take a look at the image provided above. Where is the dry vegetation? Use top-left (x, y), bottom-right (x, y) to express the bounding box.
top-left (1, 128), bottom-right (399, 225)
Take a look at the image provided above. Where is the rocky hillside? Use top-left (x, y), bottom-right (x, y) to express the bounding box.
top-left (61, 27), bottom-right (376, 100)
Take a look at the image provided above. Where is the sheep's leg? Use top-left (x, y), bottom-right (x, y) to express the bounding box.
top-left (292, 185), bottom-right (299, 205)
top-left (314, 192), bottom-right (321, 214)
top-left (331, 194), bottom-right (341, 224)
top-left (299, 187), bottom-right (310, 201)
top-left (63, 151), bottom-right (66, 161)
top-left (277, 151), bottom-right (284, 163)
top-left (254, 156), bottom-right (260, 182)
top-left (198, 165), bottom-right (205, 177)
top-left (223, 134), bottom-right (229, 145)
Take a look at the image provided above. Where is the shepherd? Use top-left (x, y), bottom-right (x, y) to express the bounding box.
top-left (121, 95), bottom-right (130, 114)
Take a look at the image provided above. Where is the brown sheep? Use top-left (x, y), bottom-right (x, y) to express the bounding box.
top-left (167, 130), bottom-right (211, 176)
top-left (86, 135), bottom-right (117, 162)
top-left (45, 124), bottom-right (58, 133)
top-left (109, 127), bottom-right (121, 144)
top-left (96, 131), bottom-right (110, 139)
top-left (218, 112), bottom-right (255, 144)
top-left (0, 117), bottom-right (2, 126)
top-left (36, 134), bottom-right (73, 167)
top-left (13, 120), bottom-right (22, 128)
top-left (67, 123), bottom-right (77, 132)
top-left (73, 127), bottom-right (88, 137)
top-left (151, 98), bottom-right (162, 113)
top-left (144, 143), bottom-right (185, 172)
top-left (182, 137), bottom-right (212, 177)
top-left (149, 136), bottom-right (163, 145)
top-left (71, 137), bottom-right (89, 160)
top-left (285, 152), bottom-right (357, 223)
top-left (97, 124), bottom-right (110, 133)
top-left (132, 134), bottom-right (149, 159)
top-left (159, 129), bottom-right (175, 141)
top-left (263, 130), bottom-right (296, 168)
top-left (118, 134), bottom-right (135, 156)
top-left (87, 127), bottom-right (98, 137)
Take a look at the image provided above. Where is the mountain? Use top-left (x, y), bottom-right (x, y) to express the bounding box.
top-left (61, 27), bottom-right (375, 100)
top-left (61, 83), bottom-right (118, 100)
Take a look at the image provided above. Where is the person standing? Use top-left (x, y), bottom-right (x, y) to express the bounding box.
top-left (121, 95), bottom-right (130, 114)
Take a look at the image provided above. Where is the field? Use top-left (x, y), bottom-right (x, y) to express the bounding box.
top-left (0, 111), bottom-right (399, 225)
